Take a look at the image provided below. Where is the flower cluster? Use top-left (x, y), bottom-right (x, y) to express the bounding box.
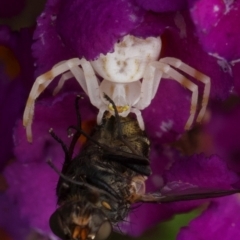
top-left (1, 0), bottom-right (240, 239)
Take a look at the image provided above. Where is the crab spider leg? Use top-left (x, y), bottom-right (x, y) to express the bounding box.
top-left (24, 58), bottom-right (82, 125)
top-left (131, 108), bottom-right (145, 130)
top-left (152, 62), bottom-right (199, 130)
top-left (53, 66), bottom-right (88, 96)
top-left (160, 57), bottom-right (210, 123)
top-left (24, 78), bottom-right (57, 141)
top-left (136, 65), bottom-right (163, 110)
top-left (137, 64), bottom-right (162, 110)
top-left (78, 58), bottom-right (101, 108)
top-left (69, 65), bottom-right (88, 93)
top-left (97, 105), bottom-right (108, 125)
top-left (23, 58), bottom-right (84, 141)
top-left (53, 60), bottom-right (89, 96)
top-left (54, 58), bottom-right (103, 118)
top-left (53, 72), bottom-right (74, 96)
top-left (23, 77), bottom-right (54, 129)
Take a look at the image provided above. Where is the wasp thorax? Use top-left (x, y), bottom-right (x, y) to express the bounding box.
top-left (49, 201), bottom-right (112, 240)
top-left (91, 35), bottom-right (161, 83)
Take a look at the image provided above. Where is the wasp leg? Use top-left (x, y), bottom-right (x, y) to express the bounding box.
top-left (67, 95), bottom-right (82, 160)
top-left (49, 96), bottom-right (83, 169)
top-left (86, 175), bottom-right (120, 199)
top-left (47, 158), bottom-right (115, 196)
top-left (49, 128), bottom-right (69, 160)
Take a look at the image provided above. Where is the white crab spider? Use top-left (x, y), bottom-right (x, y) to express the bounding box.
top-left (23, 35), bottom-right (210, 142)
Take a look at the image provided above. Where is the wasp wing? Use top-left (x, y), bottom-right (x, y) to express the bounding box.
top-left (103, 151), bottom-right (151, 176)
top-left (140, 182), bottom-right (239, 203)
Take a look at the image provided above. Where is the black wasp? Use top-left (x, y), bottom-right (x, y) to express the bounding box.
top-left (48, 95), bottom-right (239, 240)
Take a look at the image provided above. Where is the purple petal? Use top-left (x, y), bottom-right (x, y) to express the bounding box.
top-left (190, 0), bottom-right (240, 60)
top-left (56, 0), bottom-right (144, 59)
top-left (204, 102), bottom-right (240, 173)
top-left (135, 0), bottom-right (188, 12)
top-left (14, 93), bottom-right (96, 163)
top-left (160, 11), bottom-right (233, 100)
top-left (149, 145), bottom-right (183, 191)
top-left (131, 11), bottom-right (176, 37)
top-left (33, 0), bottom-right (145, 75)
top-left (162, 154), bottom-right (238, 212)
top-left (142, 11), bottom-right (233, 143)
top-left (32, 0), bottom-right (74, 76)
top-left (33, 0), bottom-right (179, 76)
top-left (3, 160), bottom-right (59, 237)
top-left (164, 154), bottom-right (238, 189)
top-left (232, 61), bottom-right (240, 95)
top-left (143, 79), bottom-right (191, 143)
top-left (0, 193), bottom-right (29, 240)
top-left (119, 203), bottom-right (174, 237)
top-left (177, 195), bottom-right (240, 240)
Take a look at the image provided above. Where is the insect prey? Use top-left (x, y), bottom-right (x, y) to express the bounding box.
top-left (48, 95), bottom-right (239, 240)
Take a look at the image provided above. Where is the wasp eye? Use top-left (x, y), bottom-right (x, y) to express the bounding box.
top-left (49, 210), bottom-right (67, 239)
top-left (95, 221), bottom-right (112, 240)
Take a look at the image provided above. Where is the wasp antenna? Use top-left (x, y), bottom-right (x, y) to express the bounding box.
top-left (47, 158), bottom-right (118, 200)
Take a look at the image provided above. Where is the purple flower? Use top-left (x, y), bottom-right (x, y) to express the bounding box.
top-left (177, 195), bottom-right (240, 240)
top-left (0, 25), bottom-right (39, 240)
top-left (189, 0), bottom-right (240, 61)
top-left (0, 25), bottom-right (34, 170)
top-left (1, 0), bottom-right (240, 239)
top-left (189, 0), bottom-right (240, 96)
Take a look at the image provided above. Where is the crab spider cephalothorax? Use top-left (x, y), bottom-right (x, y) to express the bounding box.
top-left (23, 35), bottom-right (210, 142)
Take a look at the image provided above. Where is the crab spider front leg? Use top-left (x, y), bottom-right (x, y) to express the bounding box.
top-left (53, 58), bottom-right (102, 108)
top-left (23, 60), bottom-right (77, 142)
top-left (23, 58), bottom-right (102, 142)
top-left (135, 64), bottom-right (163, 110)
top-left (77, 58), bottom-right (102, 108)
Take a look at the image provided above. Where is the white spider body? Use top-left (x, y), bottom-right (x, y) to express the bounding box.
top-left (91, 35), bottom-right (161, 83)
top-left (23, 35), bottom-right (210, 142)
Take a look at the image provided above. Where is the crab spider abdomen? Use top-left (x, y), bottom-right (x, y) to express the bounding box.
top-left (91, 35), bottom-right (161, 83)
